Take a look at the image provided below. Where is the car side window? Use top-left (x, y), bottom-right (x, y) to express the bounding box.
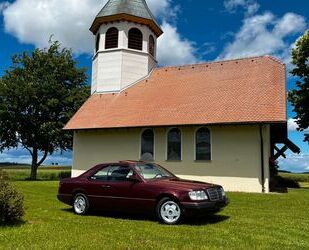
top-left (91, 166), bottom-right (133, 182)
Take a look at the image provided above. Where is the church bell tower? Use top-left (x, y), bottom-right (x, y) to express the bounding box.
top-left (90, 0), bottom-right (163, 94)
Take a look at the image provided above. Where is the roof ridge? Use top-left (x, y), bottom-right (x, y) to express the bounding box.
top-left (156, 55), bottom-right (284, 71)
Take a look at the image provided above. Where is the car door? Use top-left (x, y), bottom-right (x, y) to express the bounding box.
top-left (104, 165), bottom-right (156, 213)
top-left (87, 164), bottom-right (155, 213)
top-left (86, 165), bottom-right (123, 211)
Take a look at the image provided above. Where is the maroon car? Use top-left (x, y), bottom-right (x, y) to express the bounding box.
top-left (57, 161), bottom-right (228, 225)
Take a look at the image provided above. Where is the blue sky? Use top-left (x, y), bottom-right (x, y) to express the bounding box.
top-left (0, 0), bottom-right (308, 172)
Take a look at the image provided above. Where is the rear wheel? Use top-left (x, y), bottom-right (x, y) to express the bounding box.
top-left (73, 193), bottom-right (89, 215)
top-left (156, 197), bottom-right (182, 225)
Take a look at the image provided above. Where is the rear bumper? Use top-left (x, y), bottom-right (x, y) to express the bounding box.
top-left (181, 198), bottom-right (229, 216)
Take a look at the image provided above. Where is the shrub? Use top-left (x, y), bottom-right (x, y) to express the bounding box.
top-left (280, 173), bottom-right (309, 183)
top-left (0, 170), bottom-right (24, 224)
top-left (276, 175), bottom-right (300, 189)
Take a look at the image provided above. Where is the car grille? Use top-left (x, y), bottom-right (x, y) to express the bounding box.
top-left (206, 188), bottom-right (223, 201)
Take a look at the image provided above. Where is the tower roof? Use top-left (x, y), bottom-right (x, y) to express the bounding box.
top-left (90, 0), bottom-right (163, 36)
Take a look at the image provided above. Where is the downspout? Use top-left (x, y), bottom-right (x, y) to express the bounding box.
top-left (259, 125), bottom-right (265, 193)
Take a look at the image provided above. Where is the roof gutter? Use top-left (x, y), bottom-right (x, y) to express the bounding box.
top-left (259, 125), bottom-right (265, 193)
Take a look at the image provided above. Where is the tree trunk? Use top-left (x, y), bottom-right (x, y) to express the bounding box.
top-left (29, 148), bottom-right (48, 180)
top-left (30, 147), bottom-right (38, 180)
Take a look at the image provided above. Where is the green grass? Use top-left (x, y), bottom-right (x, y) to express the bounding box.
top-left (1, 167), bottom-right (71, 181)
top-left (0, 182), bottom-right (309, 249)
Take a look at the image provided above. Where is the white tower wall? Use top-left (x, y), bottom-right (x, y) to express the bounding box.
top-left (91, 22), bottom-right (158, 94)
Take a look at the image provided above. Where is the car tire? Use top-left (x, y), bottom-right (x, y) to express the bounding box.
top-left (73, 193), bottom-right (89, 215)
top-left (156, 197), bottom-right (182, 225)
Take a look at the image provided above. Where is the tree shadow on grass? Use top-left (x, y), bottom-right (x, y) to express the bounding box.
top-left (182, 214), bottom-right (230, 225)
top-left (61, 208), bottom-right (229, 225)
top-left (0, 220), bottom-right (26, 228)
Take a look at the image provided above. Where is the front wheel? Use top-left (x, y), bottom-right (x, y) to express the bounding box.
top-left (73, 193), bottom-right (89, 215)
top-left (156, 198), bottom-right (182, 225)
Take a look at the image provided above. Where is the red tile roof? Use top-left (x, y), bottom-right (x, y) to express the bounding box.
top-left (64, 56), bottom-right (287, 130)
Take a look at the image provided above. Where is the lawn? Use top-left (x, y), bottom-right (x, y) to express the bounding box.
top-left (0, 182), bottom-right (309, 249)
top-left (0, 166), bottom-right (71, 181)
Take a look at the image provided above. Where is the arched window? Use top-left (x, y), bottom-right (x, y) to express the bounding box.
top-left (105, 27), bottom-right (119, 49)
top-left (95, 34), bottom-right (100, 52)
top-left (149, 35), bottom-right (155, 56)
top-left (195, 128), bottom-right (211, 160)
top-left (128, 28), bottom-right (143, 51)
top-left (141, 129), bottom-right (154, 161)
top-left (167, 128), bottom-right (181, 161)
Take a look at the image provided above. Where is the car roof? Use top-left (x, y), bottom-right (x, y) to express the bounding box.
top-left (118, 160), bottom-right (146, 165)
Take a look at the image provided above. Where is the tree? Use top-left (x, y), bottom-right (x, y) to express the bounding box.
top-left (0, 41), bottom-right (90, 180)
top-left (289, 30), bottom-right (309, 143)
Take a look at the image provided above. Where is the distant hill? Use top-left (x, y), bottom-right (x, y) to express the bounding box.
top-left (0, 162), bottom-right (30, 166)
top-left (278, 170), bottom-right (291, 173)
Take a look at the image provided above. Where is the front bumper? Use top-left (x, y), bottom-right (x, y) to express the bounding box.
top-left (181, 197), bottom-right (229, 216)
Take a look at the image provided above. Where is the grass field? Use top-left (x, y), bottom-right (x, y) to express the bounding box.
top-left (0, 166), bottom-right (71, 181)
top-left (0, 181), bottom-right (309, 249)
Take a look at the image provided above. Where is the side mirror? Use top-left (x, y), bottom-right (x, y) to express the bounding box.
top-left (128, 174), bottom-right (140, 182)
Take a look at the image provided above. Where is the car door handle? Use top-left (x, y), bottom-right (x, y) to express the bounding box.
top-left (101, 185), bottom-right (112, 189)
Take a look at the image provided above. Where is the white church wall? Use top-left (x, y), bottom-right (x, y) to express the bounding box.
top-left (72, 124), bottom-right (271, 193)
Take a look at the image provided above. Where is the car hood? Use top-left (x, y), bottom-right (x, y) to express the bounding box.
top-left (153, 178), bottom-right (219, 191)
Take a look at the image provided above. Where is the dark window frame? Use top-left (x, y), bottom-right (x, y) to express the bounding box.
top-left (105, 27), bottom-right (119, 49)
top-left (128, 28), bottom-right (143, 51)
top-left (167, 128), bottom-right (182, 161)
top-left (140, 129), bottom-right (154, 161)
top-left (195, 127), bottom-right (211, 161)
top-left (149, 35), bottom-right (155, 57)
top-left (95, 34), bottom-right (100, 52)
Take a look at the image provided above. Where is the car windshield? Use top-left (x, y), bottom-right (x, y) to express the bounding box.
top-left (134, 163), bottom-right (174, 180)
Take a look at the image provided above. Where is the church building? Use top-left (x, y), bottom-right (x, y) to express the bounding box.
top-left (65, 0), bottom-right (299, 193)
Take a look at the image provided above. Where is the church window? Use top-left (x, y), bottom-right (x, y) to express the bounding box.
top-left (167, 128), bottom-right (182, 161)
top-left (195, 127), bottom-right (211, 160)
top-left (141, 129), bottom-right (154, 161)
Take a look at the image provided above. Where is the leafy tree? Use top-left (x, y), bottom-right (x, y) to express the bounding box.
top-left (289, 30), bottom-right (309, 143)
top-left (0, 41), bottom-right (90, 180)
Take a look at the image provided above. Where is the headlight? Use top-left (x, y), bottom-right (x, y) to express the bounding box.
top-left (188, 190), bottom-right (208, 201)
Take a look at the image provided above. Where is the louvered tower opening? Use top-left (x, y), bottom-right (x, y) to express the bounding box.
top-left (128, 28), bottom-right (143, 51)
top-left (105, 27), bottom-right (119, 49)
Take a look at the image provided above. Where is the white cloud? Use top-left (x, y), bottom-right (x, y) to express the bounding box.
top-left (288, 118), bottom-right (309, 132)
top-left (224, 0), bottom-right (260, 16)
top-left (1, 0), bottom-right (197, 65)
top-left (0, 2), bottom-right (9, 12)
top-left (158, 22), bottom-right (198, 66)
top-left (147, 0), bottom-right (179, 20)
top-left (288, 119), bottom-right (299, 131)
top-left (218, 12), bottom-right (307, 63)
top-left (279, 154), bottom-right (309, 173)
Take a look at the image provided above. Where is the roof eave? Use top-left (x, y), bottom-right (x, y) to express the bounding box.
top-left (89, 14), bottom-right (163, 37)
top-left (64, 120), bottom-right (287, 131)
